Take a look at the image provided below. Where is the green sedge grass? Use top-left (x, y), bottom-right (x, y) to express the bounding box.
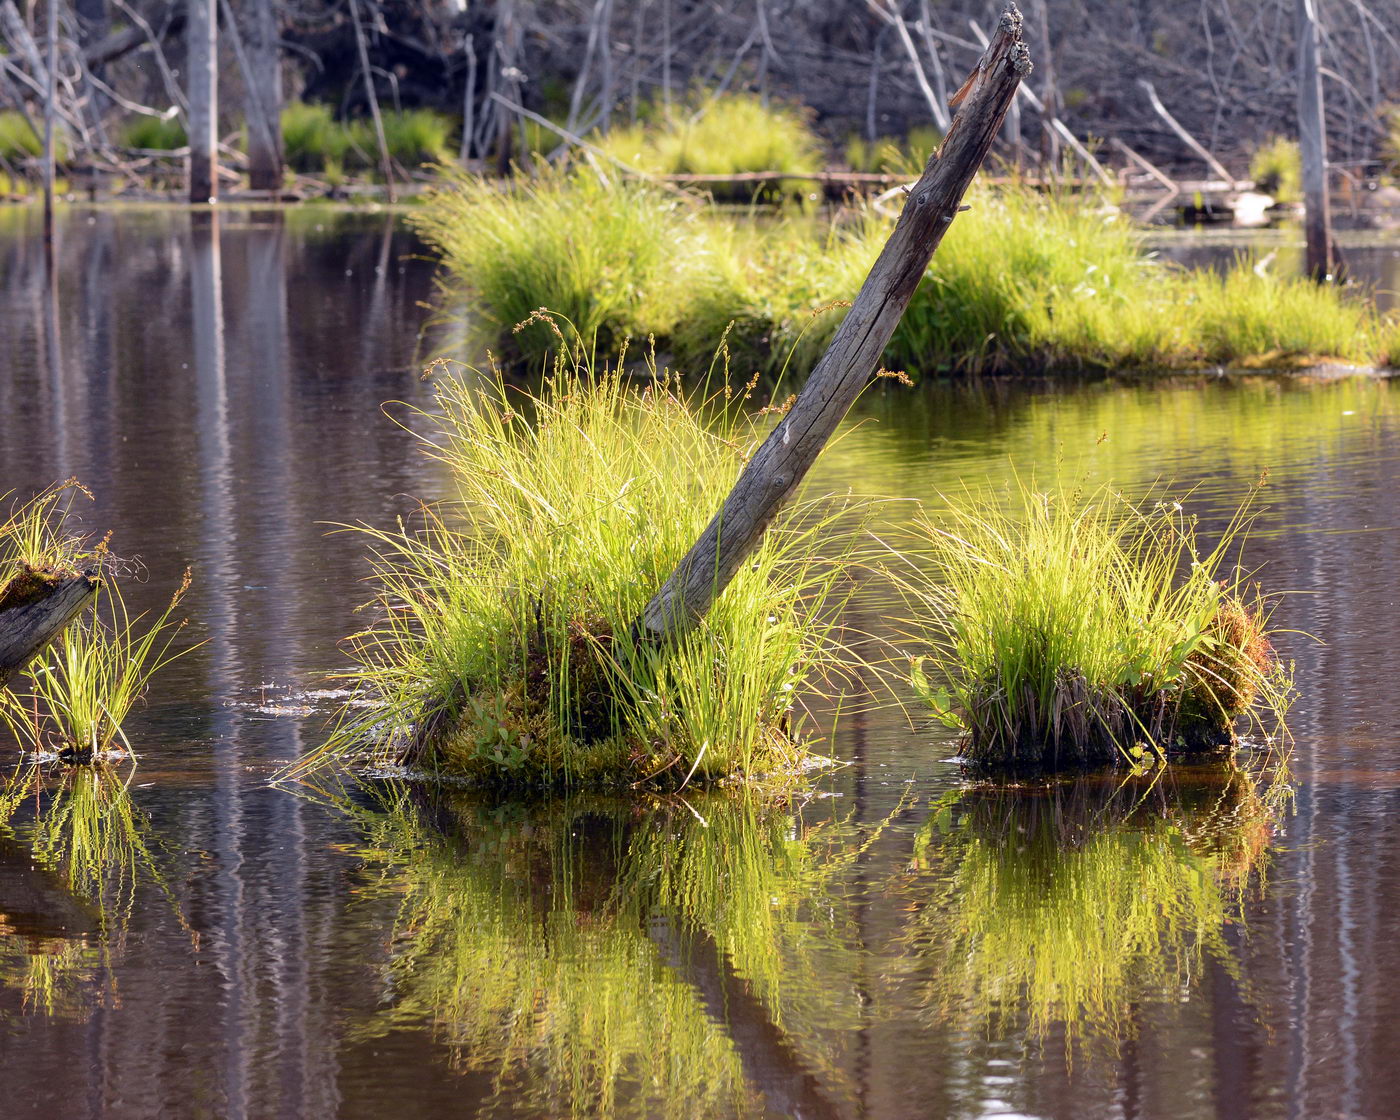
top-left (296, 339), bottom-right (863, 788)
top-left (1, 569), bottom-right (194, 757)
top-left (414, 173), bottom-right (1395, 377)
top-left (896, 481), bottom-right (1293, 771)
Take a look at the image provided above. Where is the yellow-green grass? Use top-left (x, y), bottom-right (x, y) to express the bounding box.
top-left (334, 785), bottom-right (861, 1118)
top-left (901, 765), bottom-right (1280, 1050)
top-left (1249, 136), bottom-right (1301, 202)
top-left (598, 93), bottom-right (822, 200)
top-left (119, 114), bottom-right (187, 151)
top-left (2, 573), bottom-right (193, 757)
top-left (0, 480), bottom-right (194, 758)
top-left (410, 168), bottom-right (715, 363)
top-left (898, 482), bottom-right (1291, 770)
top-left (414, 173), bottom-right (1395, 377)
top-left (298, 350), bottom-right (860, 788)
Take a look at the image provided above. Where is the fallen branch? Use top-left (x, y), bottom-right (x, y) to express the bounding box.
top-left (0, 573), bottom-right (98, 689)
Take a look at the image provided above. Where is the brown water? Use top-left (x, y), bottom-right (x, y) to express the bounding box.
top-left (0, 206), bottom-right (1398, 1119)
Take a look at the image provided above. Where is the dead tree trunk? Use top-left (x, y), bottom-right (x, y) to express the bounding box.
top-left (241, 0), bottom-right (282, 191)
top-left (0, 574), bottom-right (97, 689)
top-left (349, 0), bottom-right (394, 202)
top-left (634, 4), bottom-right (1031, 643)
top-left (42, 0), bottom-right (56, 245)
top-left (1297, 0), bottom-right (1334, 280)
top-left (187, 0), bottom-right (217, 203)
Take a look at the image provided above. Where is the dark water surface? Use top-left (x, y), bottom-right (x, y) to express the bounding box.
top-left (0, 207), bottom-right (1398, 1119)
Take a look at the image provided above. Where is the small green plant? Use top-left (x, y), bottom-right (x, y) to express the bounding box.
top-left (1248, 136), bottom-right (1301, 202)
top-left (0, 480), bottom-right (95, 611)
top-left (281, 101), bottom-right (353, 172)
top-left (119, 113), bottom-right (187, 151)
top-left (297, 343), bottom-right (860, 787)
top-left (2, 571), bottom-right (193, 758)
top-left (899, 482), bottom-right (1292, 770)
top-left (598, 92), bottom-right (822, 200)
top-left (0, 109), bottom-right (42, 161)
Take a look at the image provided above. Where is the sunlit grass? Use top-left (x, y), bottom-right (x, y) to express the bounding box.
top-left (896, 481), bottom-right (1292, 770)
top-left (416, 175), bottom-right (1391, 376)
top-left (297, 345), bottom-right (861, 787)
top-left (598, 93), bottom-right (822, 200)
top-left (281, 101), bottom-right (354, 172)
top-left (1249, 136), bottom-right (1301, 203)
top-left (900, 765), bottom-right (1284, 1049)
top-left (2, 573), bottom-right (193, 757)
top-left (0, 480), bottom-right (94, 606)
top-left (411, 168), bottom-right (713, 362)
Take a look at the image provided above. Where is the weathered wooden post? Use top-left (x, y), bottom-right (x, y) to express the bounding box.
top-left (1297, 0), bottom-right (1334, 280)
top-left (633, 4), bottom-right (1031, 643)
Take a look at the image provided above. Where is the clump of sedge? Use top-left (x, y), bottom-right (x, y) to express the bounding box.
top-left (302, 338), bottom-right (860, 788)
top-left (902, 483), bottom-right (1291, 771)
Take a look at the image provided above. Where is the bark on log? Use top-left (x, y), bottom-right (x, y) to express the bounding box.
top-left (633, 4), bottom-right (1031, 642)
top-left (0, 573), bottom-right (98, 689)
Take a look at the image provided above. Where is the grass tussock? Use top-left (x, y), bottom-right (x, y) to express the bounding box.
top-left (304, 345), bottom-right (859, 788)
top-left (0, 480), bottom-right (194, 759)
top-left (119, 114), bottom-right (187, 151)
top-left (598, 93), bottom-right (822, 200)
top-left (899, 482), bottom-right (1292, 771)
top-left (411, 170), bottom-right (711, 363)
top-left (901, 765), bottom-right (1282, 1049)
top-left (1248, 136), bottom-right (1301, 203)
top-left (415, 173), bottom-right (1393, 377)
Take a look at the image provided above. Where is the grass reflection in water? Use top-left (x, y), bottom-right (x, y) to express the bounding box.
top-left (340, 786), bottom-right (873, 1119)
top-left (897, 764), bottom-right (1286, 1052)
top-left (0, 761), bottom-right (181, 1019)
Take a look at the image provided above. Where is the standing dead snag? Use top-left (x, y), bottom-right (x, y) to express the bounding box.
top-left (634, 4), bottom-right (1031, 643)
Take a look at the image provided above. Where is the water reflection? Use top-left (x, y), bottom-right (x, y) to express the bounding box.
top-left (0, 762), bottom-right (181, 1020)
top-left (896, 766), bottom-right (1283, 1053)
top-left (339, 786), bottom-right (865, 1118)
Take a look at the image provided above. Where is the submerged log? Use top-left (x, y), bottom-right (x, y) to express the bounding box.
top-left (633, 4), bottom-right (1031, 642)
top-left (0, 572), bottom-right (97, 689)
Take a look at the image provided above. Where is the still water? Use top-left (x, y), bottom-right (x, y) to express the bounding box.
top-left (0, 207), bottom-right (1397, 1119)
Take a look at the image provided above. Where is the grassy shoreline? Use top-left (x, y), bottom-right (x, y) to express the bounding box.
top-left (412, 170), bottom-right (1400, 378)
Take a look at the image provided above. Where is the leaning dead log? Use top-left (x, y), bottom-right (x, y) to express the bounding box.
top-left (401, 5), bottom-right (1029, 768)
top-left (0, 572), bottom-right (97, 689)
top-left (633, 4), bottom-right (1031, 643)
